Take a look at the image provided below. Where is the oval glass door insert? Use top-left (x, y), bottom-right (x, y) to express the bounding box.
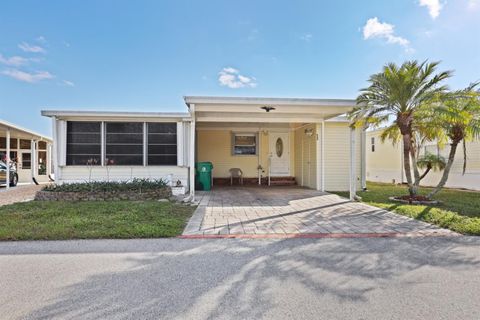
top-left (276, 138), bottom-right (283, 157)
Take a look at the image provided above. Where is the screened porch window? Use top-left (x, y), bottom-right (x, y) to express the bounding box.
top-left (233, 133), bottom-right (257, 155)
top-left (105, 122), bottom-right (144, 165)
top-left (65, 121), bottom-right (178, 166)
top-left (66, 121), bottom-right (101, 165)
top-left (147, 123), bottom-right (177, 165)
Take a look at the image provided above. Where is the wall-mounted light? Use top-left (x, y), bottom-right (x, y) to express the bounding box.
top-left (304, 128), bottom-right (314, 137)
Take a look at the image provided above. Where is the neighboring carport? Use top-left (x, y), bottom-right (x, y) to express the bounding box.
top-left (0, 119), bottom-right (52, 189)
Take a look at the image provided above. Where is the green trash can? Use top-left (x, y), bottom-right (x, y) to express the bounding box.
top-left (196, 162), bottom-right (213, 191)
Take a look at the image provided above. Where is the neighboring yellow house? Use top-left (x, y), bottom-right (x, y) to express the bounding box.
top-left (366, 128), bottom-right (480, 191)
top-left (43, 96), bottom-right (365, 201)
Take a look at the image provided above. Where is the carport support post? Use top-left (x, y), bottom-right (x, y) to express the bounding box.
top-left (360, 127), bottom-right (367, 190)
top-left (30, 139), bottom-right (36, 183)
top-left (349, 126), bottom-right (357, 200)
top-left (189, 103), bottom-right (196, 201)
top-left (46, 142), bottom-right (52, 178)
top-left (6, 129), bottom-right (10, 189)
top-left (315, 122), bottom-right (322, 191)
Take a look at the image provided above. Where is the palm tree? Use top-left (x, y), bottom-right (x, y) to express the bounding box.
top-left (424, 84), bottom-right (480, 198)
top-left (416, 153), bottom-right (446, 181)
top-left (349, 60), bottom-right (452, 196)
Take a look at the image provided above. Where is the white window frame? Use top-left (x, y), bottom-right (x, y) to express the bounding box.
top-left (65, 120), bottom-right (180, 166)
top-left (232, 132), bottom-right (258, 156)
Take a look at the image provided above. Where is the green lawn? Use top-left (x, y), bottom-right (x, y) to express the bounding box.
top-left (332, 182), bottom-right (480, 235)
top-left (0, 201), bottom-right (196, 240)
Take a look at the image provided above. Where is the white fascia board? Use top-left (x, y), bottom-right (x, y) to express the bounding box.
top-left (0, 119), bottom-right (52, 141)
top-left (41, 110), bottom-right (191, 121)
top-left (184, 96), bottom-right (356, 107)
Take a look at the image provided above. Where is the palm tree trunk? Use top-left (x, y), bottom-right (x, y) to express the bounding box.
top-left (419, 166), bottom-right (431, 181)
top-left (402, 133), bottom-right (416, 196)
top-left (427, 142), bottom-right (458, 199)
top-left (410, 147), bottom-right (421, 189)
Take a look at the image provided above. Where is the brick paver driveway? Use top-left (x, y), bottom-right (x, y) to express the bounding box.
top-left (0, 184), bottom-right (43, 206)
top-left (183, 186), bottom-right (456, 237)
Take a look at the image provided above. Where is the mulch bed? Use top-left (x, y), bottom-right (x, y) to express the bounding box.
top-left (389, 195), bottom-right (439, 205)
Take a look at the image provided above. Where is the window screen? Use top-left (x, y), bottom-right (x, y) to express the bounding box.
top-left (38, 151), bottom-right (47, 175)
top-left (233, 134), bottom-right (257, 155)
top-left (38, 141), bottom-right (47, 150)
top-left (20, 139), bottom-right (31, 149)
top-left (22, 153), bottom-right (31, 169)
top-left (66, 121), bottom-right (101, 165)
top-left (0, 138), bottom-right (18, 149)
top-left (105, 122), bottom-right (144, 165)
top-left (147, 123), bottom-right (177, 165)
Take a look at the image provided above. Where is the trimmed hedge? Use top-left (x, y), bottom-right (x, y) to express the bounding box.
top-left (36, 179), bottom-right (172, 201)
top-left (42, 178), bottom-right (168, 193)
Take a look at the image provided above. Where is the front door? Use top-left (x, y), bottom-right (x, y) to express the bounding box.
top-left (18, 152), bottom-right (32, 182)
top-left (269, 132), bottom-right (290, 176)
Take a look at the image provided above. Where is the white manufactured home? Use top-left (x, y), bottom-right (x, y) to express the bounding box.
top-left (366, 129), bottom-right (480, 191)
top-left (42, 96), bottom-right (366, 200)
top-left (0, 119), bottom-right (53, 188)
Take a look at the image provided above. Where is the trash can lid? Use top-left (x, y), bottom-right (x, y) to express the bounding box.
top-left (195, 162), bottom-right (213, 170)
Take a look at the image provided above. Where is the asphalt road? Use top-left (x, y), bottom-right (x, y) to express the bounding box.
top-left (1, 237), bottom-right (479, 320)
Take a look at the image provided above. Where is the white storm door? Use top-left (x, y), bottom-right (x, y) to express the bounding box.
top-left (269, 132), bottom-right (290, 176)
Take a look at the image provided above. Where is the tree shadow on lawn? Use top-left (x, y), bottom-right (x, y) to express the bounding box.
top-left (22, 237), bottom-right (480, 320)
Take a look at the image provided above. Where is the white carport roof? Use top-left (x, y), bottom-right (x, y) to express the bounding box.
top-left (184, 96), bottom-right (356, 123)
top-left (0, 119), bottom-right (52, 141)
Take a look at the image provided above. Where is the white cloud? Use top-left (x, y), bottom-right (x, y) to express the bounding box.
top-left (468, 0), bottom-right (479, 9)
top-left (36, 36), bottom-right (47, 43)
top-left (18, 42), bottom-right (46, 53)
top-left (419, 0), bottom-right (443, 19)
top-left (218, 67), bottom-right (257, 89)
top-left (300, 33), bottom-right (313, 42)
top-left (1, 69), bottom-right (54, 83)
top-left (247, 29), bottom-right (259, 41)
top-left (62, 80), bottom-right (75, 87)
top-left (0, 54), bottom-right (30, 66)
top-left (362, 17), bottom-right (412, 51)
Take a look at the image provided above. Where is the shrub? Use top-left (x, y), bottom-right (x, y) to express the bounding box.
top-left (43, 178), bottom-right (168, 193)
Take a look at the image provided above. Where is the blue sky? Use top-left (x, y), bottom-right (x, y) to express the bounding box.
top-left (1, 0), bottom-right (479, 136)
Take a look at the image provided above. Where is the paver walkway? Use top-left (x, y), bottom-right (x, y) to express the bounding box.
top-left (183, 186), bottom-right (457, 237)
top-left (0, 184), bottom-right (43, 206)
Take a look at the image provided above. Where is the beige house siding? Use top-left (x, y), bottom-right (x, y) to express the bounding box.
top-left (366, 129), bottom-right (480, 191)
top-left (419, 140), bottom-right (480, 190)
top-left (197, 130), bottom-right (259, 178)
top-left (197, 129), bottom-right (295, 179)
top-left (293, 124), bottom-right (317, 189)
top-left (366, 130), bottom-right (403, 184)
top-left (324, 122), bottom-right (362, 191)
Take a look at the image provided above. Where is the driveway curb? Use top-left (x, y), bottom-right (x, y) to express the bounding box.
top-left (179, 231), bottom-right (460, 239)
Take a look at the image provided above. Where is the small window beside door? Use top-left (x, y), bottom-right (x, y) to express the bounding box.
top-left (232, 133), bottom-right (257, 155)
top-left (22, 153), bottom-right (31, 169)
top-left (371, 137), bottom-right (375, 152)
